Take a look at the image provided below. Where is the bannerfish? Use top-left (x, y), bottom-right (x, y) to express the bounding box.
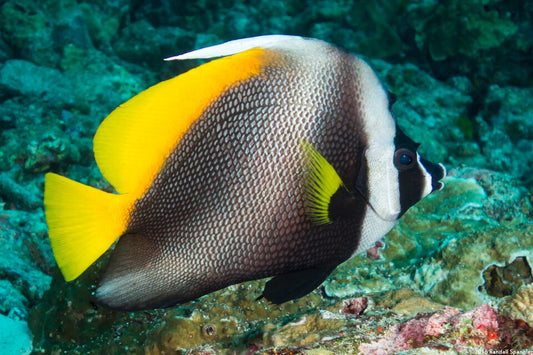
top-left (44, 35), bottom-right (446, 311)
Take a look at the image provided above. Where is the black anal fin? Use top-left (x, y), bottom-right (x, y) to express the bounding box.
top-left (260, 265), bottom-right (337, 304)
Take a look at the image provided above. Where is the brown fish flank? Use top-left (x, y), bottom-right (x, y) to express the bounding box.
top-left (97, 45), bottom-right (370, 310)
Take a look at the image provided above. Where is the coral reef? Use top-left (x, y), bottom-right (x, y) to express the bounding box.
top-left (499, 283), bottom-right (533, 327)
top-left (0, 314), bottom-right (32, 354)
top-left (358, 304), bottom-right (533, 353)
top-left (0, 0), bottom-right (531, 353)
top-left (410, 0), bottom-right (518, 61)
top-left (30, 258), bottom-right (336, 354)
top-left (0, 209), bottom-right (52, 320)
top-left (483, 256), bottom-right (533, 298)
top-left (28, 169), bottom-right (533, 353)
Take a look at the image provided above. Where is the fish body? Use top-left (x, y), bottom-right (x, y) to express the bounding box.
top-left (44, 35), bottom-right (446, 311)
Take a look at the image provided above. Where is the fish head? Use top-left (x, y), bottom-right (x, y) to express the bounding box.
top-left (392, 125), bottom-right (446, 218)
top-left (351, 59), bottom-right (446, 222)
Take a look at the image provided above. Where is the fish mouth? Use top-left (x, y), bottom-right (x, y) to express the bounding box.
top-left (430, 163), bottom-right (446, 191)
top-left (420, 159), bottom-right (446, 192)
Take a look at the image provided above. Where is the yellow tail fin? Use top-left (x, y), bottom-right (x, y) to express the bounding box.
top-left (44, 173), bottom-right (135, 281)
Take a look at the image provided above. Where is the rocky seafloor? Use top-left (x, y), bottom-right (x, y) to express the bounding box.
top-left (0, 0), bottom-right (531, 354)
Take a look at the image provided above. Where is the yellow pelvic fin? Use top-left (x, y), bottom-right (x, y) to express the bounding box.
top-left (299, 138), bottom-right (344, 225)
top-left (93, 47), bottom-right (270, 196)
top-left (44, 173), bottom-right (136, 281)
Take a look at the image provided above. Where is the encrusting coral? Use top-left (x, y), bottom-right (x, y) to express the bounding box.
top-left (499, 283), bottom-right (533, 327)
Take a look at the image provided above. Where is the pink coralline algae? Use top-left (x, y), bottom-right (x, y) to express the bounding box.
top-left (467, 303), bottom-right (500, 341)
top-left (366, 241), bottom-right (384, 260)
top-left (358, 304), bottom-right (531, 354)
top-left (358, 306), bottom-right (460, 353)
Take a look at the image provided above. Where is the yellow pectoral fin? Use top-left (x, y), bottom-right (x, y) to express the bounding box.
top-left (44, 173), bottom-right (135, 281)
top-left (93, 47), bottom-right (270, 197)
top-left (299, 138), bottom-right (345, 225)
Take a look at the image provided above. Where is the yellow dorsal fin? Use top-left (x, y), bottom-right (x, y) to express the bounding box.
top-left (44, 173), bottom-right (136, 281)
top-left (299, 138), bottom-right (345, 225)
top-left (94, 48), bottom-right (269, 196)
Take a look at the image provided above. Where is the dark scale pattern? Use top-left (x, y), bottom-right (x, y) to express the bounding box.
top-left (99, 46), bottom-right (371, 309)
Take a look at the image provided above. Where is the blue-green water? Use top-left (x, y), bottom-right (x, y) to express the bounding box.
top-left (0, 0), bottom-right (531, 354)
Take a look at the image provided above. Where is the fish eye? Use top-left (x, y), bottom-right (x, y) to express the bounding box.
top-left (394, 148), bottom-right (416, 170)
top-left (399, 154), bottom-right (412, 165)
